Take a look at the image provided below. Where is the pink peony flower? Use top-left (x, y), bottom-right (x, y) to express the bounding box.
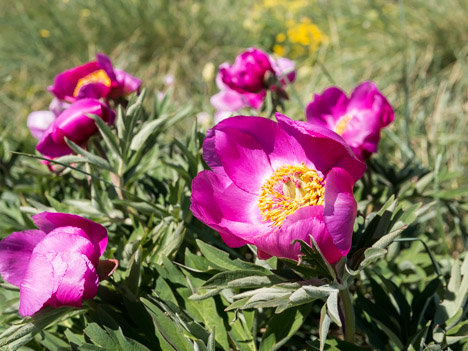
top-left (190, 113), bottom-right (366, 264)
top-left (49, 53), bottom-right (141, 102)
top-left (36, 98), bottom-right (115, 159)
top-left (212, 48), bottom-right (296, 121)
top-left (219, 47), bottom-right (274, 94)
top-left (305, 81), bottom-right (394, 161)
top-left (0, 212), bottom-right (108, 316)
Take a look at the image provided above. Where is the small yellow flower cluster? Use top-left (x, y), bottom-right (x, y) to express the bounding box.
top-left (273, 18), bottom-right (327, 58)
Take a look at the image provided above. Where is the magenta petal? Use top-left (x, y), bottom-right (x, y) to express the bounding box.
top-left (49, 252), bottom-right (98, 307)
top-left (254, 206), bottom-right (343, 263)
top-left (0, 230), bottom-right (46, 287)
top-left (75, 83), bottom-right (111, 100)
top-left (96, 53), bottom-right (117, 81)
top-left (27, 111), bottom-right (56, 140)
top-left (32, 212), bottom-right (108, 257)
top-left (36, 127), bottom-right (73, 158)
top-left (347, 82), bottom-right (394, 127)
top-left (214, 127), bottom-right (273, 195)
top-left (112, 69), bottom-right (141, 97)
top-left (19, 253), bottom-right (55, 316)
top-left (52, 99), bottom-right (106, 144)
top-left (33, 226), bottom-right (99, 266)
top-left (49, 61), bottom-right (101, 102)
top-left (305, 87), bottom-right (349, 129)
top-left (275, 113), bottom-right (366, 181)
top-left (206, 115), bottom-right (309, 181)
top-left (323, 167), bottom-right (357, 255)
top-left (190, 170), bottom-right (268, 246)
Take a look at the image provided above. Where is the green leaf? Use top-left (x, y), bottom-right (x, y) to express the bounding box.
top-left (0, 307), bottom-right (84, 350)
top-left (201, 270), bottom-right (276, 289)
top-left (196, 240), bottom-right (268, 273)
top-left (319, 303), bottom-right (331, 351)
top-left (259, 305), bottom-right (312, 351)
top-left (84, 323), bottom-right (151, 351)
top-left (141, 297), bottom-right (193, 351)
top-left (87, 113), bottom-right (122, 158)
top-left (64, 138), bottom-right (114, 171)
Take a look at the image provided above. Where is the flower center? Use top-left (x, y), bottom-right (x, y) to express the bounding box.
top-left (73, 69), bottom-right (111, 97)
top-left (258, 163), bottom-right (325, 227)
top-left (335, 114), bottom-right (352, 135)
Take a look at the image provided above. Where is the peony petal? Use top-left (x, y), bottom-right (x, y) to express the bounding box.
top-left (190, 170), bottom-right (269, 246)
top-left (254, 206), bottom-right (343, 263)
top-left (96, 53), bottom-right (117, 81)
top-left (48, 61), bottom-right (101, 102)
top-left (214, 127), bottom-right (273, 194)
top-left (53, 99), bottom-right (106, 144)
top-left (111, 69), bottom-right (142, 97)
top-left (19, 253), bottom-right (55, 316)
top-left (205, 116), bottom-right (309, 187)
top-left (275, 113), bottom-right (366, 181)
top-left (32, 212), bottom-right (108, 257)
top-left (269, 56), bottom-right (296, 84)
top-left (347, 81), bottom-right (394, 127)
top-left (27, 111), bottom-right (56, 140)
top-left (305, 86), bottom-right (349, 130)
top-left (33, 226), bottom-right (99, 266)
top-left (75, 83), bottom-right (111, 100)
top-left (210, 89), bottom-right (248, 113)
top-left (323, 167), bottom-right (357, 255)
top-left (49, 252), bottom-right (98, 307)
top-left (0, 230), bottom-right (46, 287)
top-left (36, 127), bottom-right (73, 158)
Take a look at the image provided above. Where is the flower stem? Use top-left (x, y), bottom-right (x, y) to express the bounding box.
top-left (339, 287), bottom-right (355, 343)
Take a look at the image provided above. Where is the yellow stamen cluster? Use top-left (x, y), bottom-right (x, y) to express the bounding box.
top-left (73, 69), bottom-right (111, 97)
top-left (258, 163), bottom-right (325, 227)
top-left (335, 114), bottom-right (352, 135)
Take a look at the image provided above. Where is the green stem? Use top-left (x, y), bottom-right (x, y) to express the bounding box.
top-left (339, 288), bottom-right (355, 343)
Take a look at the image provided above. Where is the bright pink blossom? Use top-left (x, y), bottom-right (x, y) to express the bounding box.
top-left (305, 81), bottom-right (394, 161)
top-left (219, 47), bottom-right (274, 94)
top-left (0, 212), bottom-right (108, 316)
top-left (212, 48), bottom-right (296, 121)
top-left (49, 53), bottom-right (141, 102)
top-left (190, 113), bottom-right (365, 263)
top-left (36, 98), bottom-right (114, 159)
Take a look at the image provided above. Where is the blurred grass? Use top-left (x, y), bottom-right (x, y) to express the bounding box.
top-left (0, 0), bottom-right (466, 250)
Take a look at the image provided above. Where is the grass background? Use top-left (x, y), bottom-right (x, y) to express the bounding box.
top-left (0, 0), bottom-right (466, 252)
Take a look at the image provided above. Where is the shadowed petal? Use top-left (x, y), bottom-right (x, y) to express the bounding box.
top-left (305, 87), bottom-right (349, 129)
top-left (49, 253), bottom-right (98, 306)
top-left (254, 206), bottom-right (343, 263)
top-left (276, 113), bottom-right (366, 181)
top-left (324, 167), bottom-right (357, 255)
top-left (0, 230), bottom-right (46, 287)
